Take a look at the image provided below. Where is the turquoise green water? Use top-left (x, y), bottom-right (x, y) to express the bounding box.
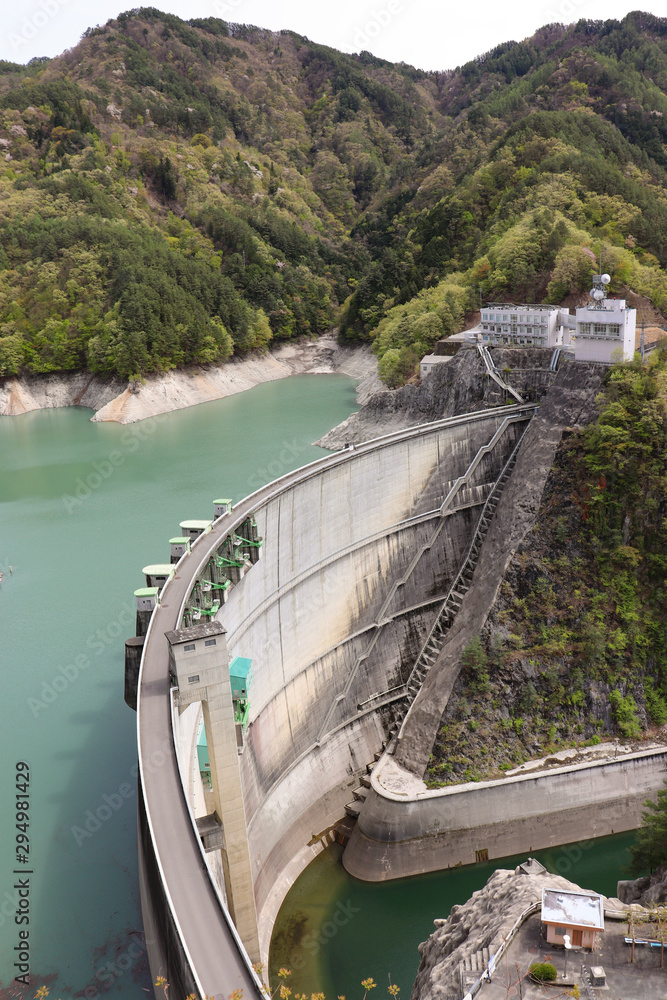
top-left (0, 374), bottom-right (359, 1000)
top-left (269, 834), bottom-right (635, 999)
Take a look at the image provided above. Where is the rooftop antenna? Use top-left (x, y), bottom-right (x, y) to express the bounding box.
top-left (590, 248), bottom-right (611, 310)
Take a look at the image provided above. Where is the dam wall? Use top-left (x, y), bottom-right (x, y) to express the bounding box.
top-left (215, 407), bottom-right (531, 959)
top-left (135, 404), bottom-right (534, 991)
top-left (343, 746), bottom-right (667, 881)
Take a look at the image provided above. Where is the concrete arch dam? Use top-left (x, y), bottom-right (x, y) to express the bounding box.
top-left (136, 403), bottom-right (534, 995)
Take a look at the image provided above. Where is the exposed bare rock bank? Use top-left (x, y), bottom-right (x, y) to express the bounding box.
top-left (412, 866), bottom-right (606, 1000)
top-left (315, 346), bottom-right (555, 449)
top-left (617, 867), bottom-right (667, 907)
top-left (0, 335), bottom-right (376, 425)
top-left (0, 371), bottom-right (126, 417)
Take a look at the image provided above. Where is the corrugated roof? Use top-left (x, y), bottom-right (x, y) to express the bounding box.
top-left (164, 621), bottom-right (226, 645)
top-left (541, 888), bottom-right (604, 930)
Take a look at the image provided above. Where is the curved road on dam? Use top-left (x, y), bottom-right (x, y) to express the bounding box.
top-left (136, 404), bottom-right (534, 999)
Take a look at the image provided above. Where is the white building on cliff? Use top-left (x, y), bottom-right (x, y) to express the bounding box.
top-left (457, 278), bottom-right (637, 365)
top-left (471, 303), bottom-right (570, 348)
top-left (573, 273), bottom-right (636, 363)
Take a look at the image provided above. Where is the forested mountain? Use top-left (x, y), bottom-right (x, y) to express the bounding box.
top-left (0, 8), bottom-right (666, 382)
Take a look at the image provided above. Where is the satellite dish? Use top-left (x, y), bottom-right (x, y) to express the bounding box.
top-left (601, 274), bottom-right (611, 285)
top-left (590, 288), bottom-right (605, 300)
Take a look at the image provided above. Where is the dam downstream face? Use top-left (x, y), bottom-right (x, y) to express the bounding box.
top-left (0, 375), bottom-right (358, 1000)
top-left (269, 833), bottom-right (634, 999)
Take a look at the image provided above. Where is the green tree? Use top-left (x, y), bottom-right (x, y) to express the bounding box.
top-left (0, 333), bottom-right (24, 375)
top-left (377, 347), bottom-right (418, 388)
top-left (630, 780), bottom-right (667, 874)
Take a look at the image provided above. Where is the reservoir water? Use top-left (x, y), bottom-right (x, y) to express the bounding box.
top-left (0, 374), bottom-right (359, 1000)
top-left (0, 373), bottom-right (638, 1000)
top-left (269, 833), bottom-right (634, 1000)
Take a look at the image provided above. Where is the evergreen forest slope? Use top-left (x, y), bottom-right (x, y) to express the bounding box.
top-left (0, 9), bottom-right (667, 381)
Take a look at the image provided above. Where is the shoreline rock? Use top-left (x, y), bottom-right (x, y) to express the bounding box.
top-left (0, 334), bottom-right (377, 426)
top-left (617, 867), bottom-right (667, 907)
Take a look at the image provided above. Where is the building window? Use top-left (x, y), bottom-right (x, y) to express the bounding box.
top-left (580, 323), bottom-right (591, 335)
top-left (555, 926), bottom-right (566, 937)
top-left (184, 643), bottom-right (196, 652)
top-left (609, 324), bottom-right (620, 337)
top-left (204, 638), bottom-right (217, 647)
top-left (594, 323), bottom-right (607, 335)
top-left (188, 674), bottom-right (200, 684)
top-left (526, 327), bottom-right (532, 334)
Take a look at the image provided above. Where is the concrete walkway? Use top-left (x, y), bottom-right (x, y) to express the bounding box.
top-left (480, 913), bottom-right (667, 1000)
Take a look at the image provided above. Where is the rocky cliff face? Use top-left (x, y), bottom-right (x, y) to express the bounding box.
top-left (315, 347), bottom-right (557, 449)
top-left (617, 868), bottom-right (667, 907)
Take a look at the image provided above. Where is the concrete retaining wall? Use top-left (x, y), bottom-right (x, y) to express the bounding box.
top-left (343, 748), bottom-right (667, 881)
top-left (216, 409), bottom-right (528, 959)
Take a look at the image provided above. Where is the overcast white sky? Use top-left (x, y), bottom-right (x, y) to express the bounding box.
top-left (0, 0), bottom-right (659, 71)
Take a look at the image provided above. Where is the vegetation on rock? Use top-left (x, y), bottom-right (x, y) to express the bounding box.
top-left (426, 348), bottom-right (667, 786)
top-left (630, 780), bottom-right (667, 874)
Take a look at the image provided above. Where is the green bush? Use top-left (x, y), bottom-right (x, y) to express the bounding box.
top-left (610, 690), bottom-right (642, 739)
top-left (530, 962), bottom-right (557, 982)
top-left (645, 686), bottom-right (667, 726)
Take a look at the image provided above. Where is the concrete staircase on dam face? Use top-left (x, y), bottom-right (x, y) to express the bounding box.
top-left (344, 420), bottom-right (531, 819)
top-left (319, 408), bottom-right (531, 748)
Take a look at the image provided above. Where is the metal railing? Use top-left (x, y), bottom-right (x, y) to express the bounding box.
top-left (389, 419), bottom-right (531, 736)
top-left (478, 344), bottom-right (524, 404)
top-left (316, 411), bottom-right (532, 741)
top-left (359, 417), bottom-right (530, 721)
top-left (459, 900), bottom-right (541, 1000)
